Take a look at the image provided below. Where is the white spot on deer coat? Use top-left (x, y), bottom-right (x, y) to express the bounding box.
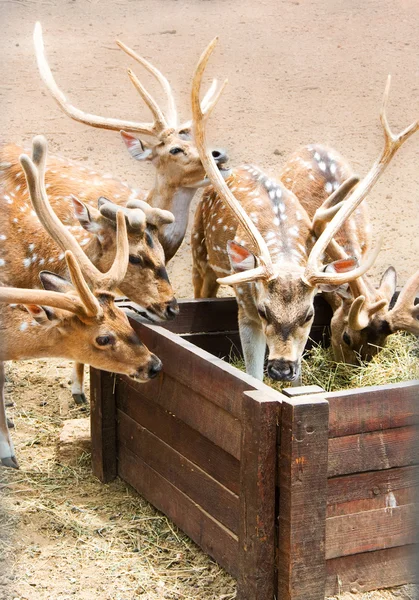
top-left (28, 243), bottom-right (35, 252)
top-left (20, 322), bottom-right (29, 331)
top-left (0, 259), bottom-right (5, 267)
top-left (325, 181), bottom-right (333, 193)
top-left (23, 258), bottom-right (31, 268)
top-left (0, 235), bottom-right (6, 241)
top-left (318, 161), bottom-right (326, 172)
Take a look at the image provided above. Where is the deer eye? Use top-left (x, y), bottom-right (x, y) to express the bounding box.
top-left (96, 335), bottom-right (115, 347)
top-left (257, 306), bottom-right (267, 320)
top-left (304, 311), bottom-right (314, 323)
top-left (343, 332), bottom-right (351, 346)
top-left (129, 255), bottom-right (143, 265)
top-left (169, 147), bottom-right (184, 155)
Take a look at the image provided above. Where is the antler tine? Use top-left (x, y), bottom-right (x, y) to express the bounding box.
top-left (116, 39), bottom-right (177, 127)
top-left (387, 269), bottom-right (419, 334)
top-left (34, 22), bottom-right (163, 136)
top-left (305, 77), bottom-right (419, 287)
top-left (0, 285), bottom-right (84, 315)
top-left (64, 251), bottom-right (101, 317)
top-left (127, 69), bottom-right (170, 134)
top-left (97, 210), bottom-right (130, 290)
top-left (180, 78), bottom-right (228, 129)
top-left (191, 38), bottom-right (274, 285)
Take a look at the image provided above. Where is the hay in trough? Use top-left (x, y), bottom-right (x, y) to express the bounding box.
top-left (231, 331), bottom-right (419, 393)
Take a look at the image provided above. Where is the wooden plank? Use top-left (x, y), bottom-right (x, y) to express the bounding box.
top-left (327, 487), bottom-right (415, 518)
top-left (327, 465), bottom-right (418, 507)
top-left (277, 395), bottom-right (329, 600)
top-left (328, 425), bottom-right (419, 477)
top-left (326, 380), bottom-right (419, 438)
top-left (116, 373), bottom-right (242, 460)
top-left (326, 503), bottom-right (417, 559)
top-left (117, 380), bottom-right (240, 494)
top-left (282, 385), bottom-right (325, 398)
top-left (127, 321), bottom-right (276, 419)
top-left (118, 445), bottom-right (239, 577)
top-left (326, 545), bottom-right (418, 595)
top-left (89, 368), bottom-right (117, 483)
top-left (237, 390), bottom-right (280, 600)
top-left (117, 411), bottom-right (239, 534)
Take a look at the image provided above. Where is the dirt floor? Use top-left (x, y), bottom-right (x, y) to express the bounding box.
top-left (0, 0), bottom-right (418, 598)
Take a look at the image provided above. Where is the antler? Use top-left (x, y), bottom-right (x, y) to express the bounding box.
top-left (34, 22), bottom-right (170, 137)
top-left (0, 251), bottom-right (99, 317)
top-left (304, 75), bottom-right (419, 287)
top-left (116, 39), bottom-right (177, 128)
top-left (191, 37), bottom-right (275, 285)
top-left (126, 199), bottom-right (175, 227)
top-left (387, 269), bottom-right (419, 334)
top-left (20, 136), bottom-right (129, 292)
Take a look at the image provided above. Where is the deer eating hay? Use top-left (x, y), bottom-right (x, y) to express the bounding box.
top-left (190, 40), bottom-right (418, 383)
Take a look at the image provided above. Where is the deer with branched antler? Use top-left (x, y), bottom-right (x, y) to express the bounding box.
top-left (278, 84), bottom-right (419, 363)
top-left (190, 41), bottom-right (418, 383)
top-left (0, 136), bottom-right (163, 468)
top-left (32, 22), bottom-right (231, 262)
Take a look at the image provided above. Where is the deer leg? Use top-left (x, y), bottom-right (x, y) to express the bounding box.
top-left (239, 314), bottom-right (266, 381)
top-left (0, 362), bottom-right (18, 468)
top-left (71, 362), bottom-right (87, 404)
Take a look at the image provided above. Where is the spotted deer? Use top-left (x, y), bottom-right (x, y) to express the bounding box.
top-left (0, 136), bottom-right (163, 468)
top-left (278, 81), bottom-right (419, 363)
top-left (0, 142), bottom-right (178, 403)
top-left (190, 40), bottom-right (385, 383)
top-left (33, 22), bottom-right (231, 262)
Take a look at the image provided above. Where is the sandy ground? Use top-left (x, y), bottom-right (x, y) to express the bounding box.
top-left (0, 0), bottom-right (418, 598)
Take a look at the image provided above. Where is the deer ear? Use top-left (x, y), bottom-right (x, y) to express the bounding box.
top-left (378, 266), bottom-right (397, 302)
top-left (71, 196), bottom-right (102, 233)
top-left (317, 257), bottom-right (359, 293)
top-left (23, 304), bottom-right (58, 325)
top-left (39, 271), bottom-right (74, 294)
top-left (120, 131), bottom-right (153, 161)
top-left (227, 240), bottom-right (257, 273)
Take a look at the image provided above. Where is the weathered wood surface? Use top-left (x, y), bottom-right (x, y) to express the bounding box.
top-left (327, 380), bottom-right (419, 438)
top-left (90, 368), bottom-right (117, 483)
top-left (325, 545), bottom-right (418, 595)
top-left (117, 380), bottom-right (240, 494)
top-left (237, 390), bottom-right (280, 600)
top-left (327, 465), bottom-right (418, 517)
top-left (277, 396), bottom-right (329, 600)
top-left (328, 425), bottom-right (419, 477)
top-left (117, 410), bottom-right (239, 534)
top-left (118, 444), bottom-right (239, 576)
top-left (128, 322), bottom-right (272, 419)
top-left (117, 371), bottom-right (242, 459)
top-left (326, 503), bottom-right (417, 559)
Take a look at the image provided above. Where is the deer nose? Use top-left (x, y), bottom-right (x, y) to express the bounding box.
top-left (165, 298), bottom-right (179, 320)
top-left (267, 359), bottom-right (299, 382)
top-left (148, 355), bottom-right (162, 379)
top-left (211, 148), bottom-right (228, 164)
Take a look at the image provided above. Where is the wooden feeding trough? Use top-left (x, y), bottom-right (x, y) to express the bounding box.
top-left (90, 297), bottom-right (418, 600)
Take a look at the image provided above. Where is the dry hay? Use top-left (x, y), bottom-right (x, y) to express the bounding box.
top-left (231, 331), bottom-right (419, 393)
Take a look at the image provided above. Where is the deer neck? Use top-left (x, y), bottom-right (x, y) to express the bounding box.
top-left (147, 177), bottom-right (197, 262)
top-left (0, 307), bottom-right (64, 362)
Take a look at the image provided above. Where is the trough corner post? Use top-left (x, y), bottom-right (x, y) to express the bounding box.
top-left (89, 367), bottom-right (117, 483)
top-left (277, 393), bottom-right (329, 600)
top-left (237, 389), bottom-right (280, 600)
